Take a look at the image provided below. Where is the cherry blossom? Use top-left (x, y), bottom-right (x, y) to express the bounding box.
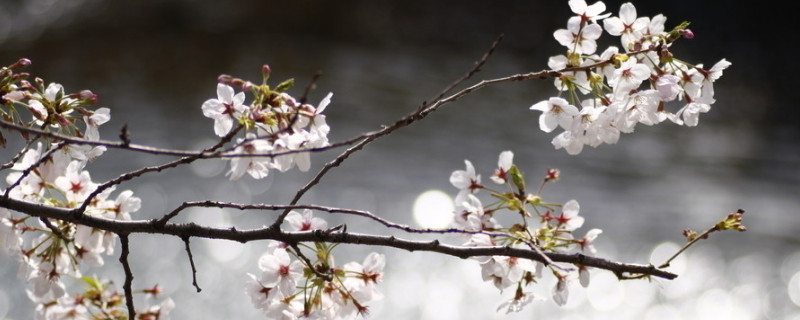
top-left (497, 291), bottom-right (543, 314)
top-left (567, 0), bottom-right (609, 22)
top-left (227, 133), bottom-right (273, 180)
top-left (603, 2), bottom-right (650, 50)
top-left (552, 276), bottom-right (570, 306)
top-left (83, 107), bottom-right (110, 140)
top-left (256, 248), bottom-right (304, 297)
top-left (553, 16), bottom-right (603, 55)
top-left (557, 199), bottom-right (584, 231)
top-left (202, 83), bottom-right (249, 137)
top-left (490, 150), bottom-right (514, 184)
top-left (530, 97), bottom-right (579, 133)
top-left (54, 160), bottom-right (98, 205)
top-left (580, 228), bottom-right (603, 255)
top-left (449, 159), bottom-right (481, 206)
top-left (285, 209), bottom-right (328, 231)
top-left (609, 57), bottom-right (650, 99)
top-left (343, 252), bottom-right (386, 302)
top-left (655, 74), bottom-right (682, 102)
top-left (0, 208), bottom-right (23, 255)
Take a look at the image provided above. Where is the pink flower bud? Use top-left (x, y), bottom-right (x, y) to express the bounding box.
top-left (217, 74), bottom-right (233, 84)
top-left (679, 29), bottom-right (694, 39)
top-left (261, 64), bottom-right (271, 77)
top-left (10, 58), bottom-right (32, 69)
top-left (545, 168), bottom-right (560, 181)
top-left (71, 90), bottom-right (98, 104)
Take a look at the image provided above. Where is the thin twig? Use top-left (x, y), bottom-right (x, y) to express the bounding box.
top-left (289, 243), bottom-right (332, 281)
top-left (156, 201), bottom-right (507, 238)
top-left (270, 37), bottom-right (523, 229)
top-left (0, 140), bottom-right (35, 171)
top-left (73, 125), bottom-right (244, 215)
top-left (118, 233), bottom-right (136, 319)
top-left (182, 236), bottom-right (202, 292)
top-left (424, 33), bottom-right (504, 110)
top-left (39, 217), bottom-right (68, 241)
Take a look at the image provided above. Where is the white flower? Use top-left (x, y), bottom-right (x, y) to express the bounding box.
top-left (264, 298), bottom-right (301, 320)
top-left (227, 133), bottom-right (273, 180)
top-left (138, 297), bottom-right (176, 320)
top-left (272, 132), bottom-right (312, 172)
top-left (551, 130), bottom-right (584, 155)
top-left (285, 209), bottom-right (327, 231)
top-left (676, 102), bottom-right (711, 127)
top-left (29, 262), bottom-right (67, 300)
top-left (450, 159), bottom-right (481, 206)
top-left (461, 194), bottom-right (500, 232)
top-left (464, 233), bottom-right (496, 264)
top-left (603, 2), bottom-right (650, 51)
top-left (343, 252), bottom-right (386, 302)
top-left (490, 151), bottom-right (514, 184)
top-left (245, 273), bottom-right (280, 311)
top-left (554, 16), bottom-right (603, 55)
top-left (568, 0), bottom-right (609, 22)
top-left (84, 107), bottom-right (110, 140)
top-left (558, 199), bottom-right (584, 231)
top-left (53, 161), bottom-right (97, 205)
top-left (609, 58), bottom-right (650, 99)
top-left (257, 248), bottom-right (303, 297)
top-left (29, 100), bottom-right (48, 125)
top-left (530, 97), bottom-right (579, 133)
top-left (580, 228), bottom-right (603, 256)
top-left (202, 83), bottom-right (248, 137)
top-left (552, 276), bottom-right (570, 306)
top-left (655, 74), bottom-right (682, 102)
top-left (497, 291), bottom-right (543, 313)
top-left (1, 208), bottom-right (23, 255)
top-left (619, 89), bottom-right (661, 130)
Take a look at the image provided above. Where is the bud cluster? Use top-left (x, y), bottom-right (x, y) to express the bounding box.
top-left (33, 277), bottom-right (173, 320)
top-left (202, 67), bottom-right (332, 180)
top-left (245, 210), bottom-right (385, 319)
top-left (1, 59), bottom-right (102, 142)
top-left (450, 150), bottom-right (602, 312)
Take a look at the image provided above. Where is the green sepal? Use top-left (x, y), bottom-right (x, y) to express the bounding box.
top-left (509, 165), bottom-right (525, 192)
top-left (275, 78), bottom-right (295, 92)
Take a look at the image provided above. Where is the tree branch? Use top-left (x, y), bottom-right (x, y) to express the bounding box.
top-left (0, 196), bottom-right (677, 280)
top-left (119, 233), bottom-right (136, 319)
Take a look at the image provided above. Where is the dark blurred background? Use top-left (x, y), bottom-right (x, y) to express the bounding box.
top-left (1, 1), bottom-right (798, 319)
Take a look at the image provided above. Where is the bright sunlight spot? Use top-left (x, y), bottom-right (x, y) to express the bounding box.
top-left (412, 189), bottom-right (454, 228)
top-left (789, 270), bottom-right (800, 307)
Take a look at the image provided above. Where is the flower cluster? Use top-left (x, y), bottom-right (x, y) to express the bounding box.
top-left (202, 66), bottom-right (332, 180)
top-left (1, 59), bottom-right (170, 318)
top-left (531, 0), bottom-right (730, 154)
top-left (450, 150), bottom-right (602, 312)
top-left (245, 210), bottom-right (385, 320)
top-left (33, 277), bottom-right (174, 320)
top-left (1, 58), bottom-right (103, 146)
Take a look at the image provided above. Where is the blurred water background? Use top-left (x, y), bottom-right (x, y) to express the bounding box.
top-left (1, 0), bottom-right (799, 319)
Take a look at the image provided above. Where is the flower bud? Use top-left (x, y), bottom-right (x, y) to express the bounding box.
top-left (10, 58), bottom-right (32, 69)
top-left (217, 74), bottom-right (233, 84)
top-left (261, 64), bottom-right (271, 79)
top-left (679, 29), bottom-right (694, 39)
top-left (545, 168), bottom-right (560, 182)
top-left (71, 90), bottom-right (98, 105)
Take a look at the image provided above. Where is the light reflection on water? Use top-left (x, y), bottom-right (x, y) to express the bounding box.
top-left (1, 9), bottom-right (800, 320)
